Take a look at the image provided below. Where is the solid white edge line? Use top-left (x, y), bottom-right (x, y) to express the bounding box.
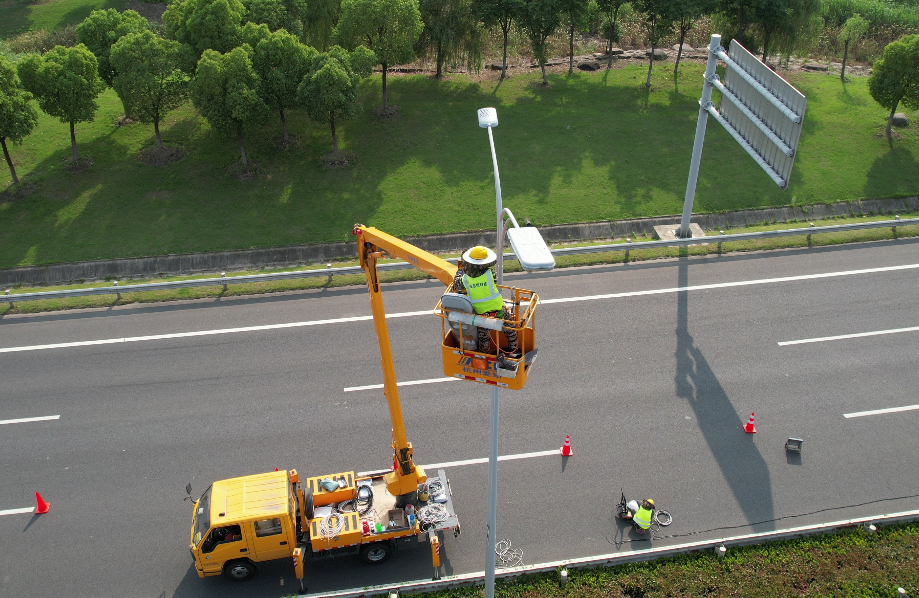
top-left (0, 415), bottom-right (61, 425)
top-left (844, 404), bottom-right (919, 418)
top-left (0, 507), bottom-right (35, 516)
top-left (344, 377), bottom-right (457, 392)
top-left (422, 449), bottom-right (559, 470)
top-left (779, 325), bottom-right (919, 346)
top-left (4, 264), bottom-right (918, 355)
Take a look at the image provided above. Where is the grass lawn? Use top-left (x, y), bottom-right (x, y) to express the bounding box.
top-left (0, 0), bottom-right (128, 37)
top-left (0, 64), bottom-right (917, 270)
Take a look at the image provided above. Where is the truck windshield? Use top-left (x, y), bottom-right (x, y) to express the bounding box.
top-left (192, 485), bottom-right (212, 546)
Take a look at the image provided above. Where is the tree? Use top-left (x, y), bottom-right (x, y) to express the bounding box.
top-left (868, 34), bottom-right (919, 138)
top-left (75, 9), bottom-right (149, 87)
top-left (164, 0), bottom-right (246, 63)
top-left (559, 0), bottom-right (589, 74)
top-left (840, 14), bottom-right (868, 80)
top-left (670, 0), bottom-right (715, 78)
top-left (303, 0), bottom-right (341, 51)
top-left (634, 0), bottom-right (674, 88)
top-left (596, 0), bottom-right (627, 68)
top-left (110, 31), bottom-right (189, 150)
top-left (17, 45), bottom-right (106, 161)
top-left (335, 0), bottom-right (423, 112)
top-left (0, 56), bottom-right (38, 185)
top-left (419, 0), bottom-right (483, 79)
top-left (241, 0), bottom-right (306, 37)
top-left (297, 45), bottom-right (375, 152)
top-left (472, 0), bottom-right (524, 79)
top-left (189, 45), bottom-right (269, 166)
top-left (754, 0), bottom-right (820, 62)
top-left (518, 0), bottom-right (564, 85)
top-left (253, 30), bottom-right (318, 145)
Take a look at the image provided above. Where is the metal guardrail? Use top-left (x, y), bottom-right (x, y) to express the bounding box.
top-left (3, 217), bottom-right (917, 306)
top-left (300, 507), bottom-right (919, 598)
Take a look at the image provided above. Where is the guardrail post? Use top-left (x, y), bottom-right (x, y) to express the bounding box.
top-left (893, 214), bottom-right (900, 239)
top-left (4, 289), bottom-right (12, 310)
top-left (113, 280), bottom-right (121, 301)
top-left (221, 272), bottom-right (227, 292)
top-left (718, 230), bottom-right (724, 255)
top-left (807, 223), bottom-right (814, 247)
top-left (559, 567), bottom-right (568, 587)
top-left (625, 238), bottom-right (631, 263)
top-left (715, 544), bottom-right (727, 558)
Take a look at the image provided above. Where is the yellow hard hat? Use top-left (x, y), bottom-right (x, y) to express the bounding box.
top-left (463, 245), bottom-right (496, 265)
top-left (645, 499), bottom-right (655, 507)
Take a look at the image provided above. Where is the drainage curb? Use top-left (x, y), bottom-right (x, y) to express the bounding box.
top-left (300, 508), bottom-right (919, 598)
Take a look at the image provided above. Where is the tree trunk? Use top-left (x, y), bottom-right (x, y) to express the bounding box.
top-left (674, 24), bottom-right (686, 79)
top-left (1, 137), bottom-right (19, 185)
top-left (501, 22), bottom-right (509, 79)
top-left (841, 39), bottom-right (849, 80)
top-left (646, 42), bottom-right (654, 88)
top-left (237, 124), bottom-right (248, 166)
top-left (154, 120), bottom-right (163, 149)
top-left (761, 28), bottom-right (771, 62)
top-left (541, 61), bottom-right (547, 85)
top-left (569, 24), bottom-right (574, 74)
top-left (737, 2), bottom-right (746, 45)
top-left (280, 108), bottom-right (289, 146)
top-left (382, 61), bottom-right (388, 110)
top-left (436, 40), bottom-right (444, 79)
top-left (330, 114), bottom-right (338, 152)
top-left (886, 103), bottom-right (898, 138)
top-left (70, 121), bottom-right (79, 161)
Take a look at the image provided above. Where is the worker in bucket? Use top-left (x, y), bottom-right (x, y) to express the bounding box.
top-left (453, 246), bottom-right (520, 363)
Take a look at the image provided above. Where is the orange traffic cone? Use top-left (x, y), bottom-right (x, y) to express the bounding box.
top-left (35, 492), bottom-right (50, 514)
top-left (744, 413), bottom-right (757, 434)
top-left (560, 435), bottom-right (573, 456)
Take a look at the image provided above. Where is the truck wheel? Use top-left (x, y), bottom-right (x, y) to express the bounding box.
top-left (223, 559), bottom-right (256, 581)
top-left (304, 487), bottom-right (314, 521)
top-left (360, 542), bottom-right (392, 564)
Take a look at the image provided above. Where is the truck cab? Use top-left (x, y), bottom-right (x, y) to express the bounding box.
top-left (190, 470), bottom-right (297, 581)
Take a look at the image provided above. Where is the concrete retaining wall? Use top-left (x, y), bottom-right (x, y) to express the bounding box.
top-left (3, 197), bottom-right (916, 287)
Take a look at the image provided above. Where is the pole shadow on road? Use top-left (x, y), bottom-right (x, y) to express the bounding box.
top-left (674, 253), bottom-right (775, 530)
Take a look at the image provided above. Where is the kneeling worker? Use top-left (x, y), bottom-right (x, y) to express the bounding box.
top-left (453, 246), bottom-right (520, 362)
top-left (632, 499), bottom-right (655, 534)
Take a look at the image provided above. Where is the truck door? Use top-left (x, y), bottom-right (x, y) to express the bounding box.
top-left (248, 517), bottom-right (293, 561)
top-left (199, 525), bottom-right (249, 574)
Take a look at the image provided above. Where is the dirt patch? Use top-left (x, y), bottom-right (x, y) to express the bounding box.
top-left (126, 0), bottom-right (167, 25)
top-left (225, 160), bottom-right (261, 180)
top-left (373, 105), bottom-right (399, 119)
top-left (0, 180), bottom-right (37, 201)
top-left (63, 156), bottom-right (94, 172)
top-left (115, 115), bottom-right (138, 127)
top-left (139, 144), bottom-right (186, 167)
top-left (320, 150), bottom-right (355, 169)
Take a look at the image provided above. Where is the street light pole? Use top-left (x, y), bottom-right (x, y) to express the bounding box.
top-left (478, 107), bottom-right (502, 598)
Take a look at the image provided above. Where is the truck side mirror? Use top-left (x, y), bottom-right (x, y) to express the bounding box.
top-left (185, 483), bottom-right (193, 501)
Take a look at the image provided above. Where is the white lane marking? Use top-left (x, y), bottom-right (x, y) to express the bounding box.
top-left (539, 262), bottom-right (919, 305)
top-left (779, 325), bottom-right (919, 346)
top-left (0, 507), bottom-right (35, 516)
top-left (3, 263), bottom-right (918, 355)
top-left (422, 449), bottom-right (559, 470)
top-left (844, 404), bottom-right (919, 418)
top-left (0, 415), bottom-right (61, 426)
top-left (344, 377), bottom-right (457, 392)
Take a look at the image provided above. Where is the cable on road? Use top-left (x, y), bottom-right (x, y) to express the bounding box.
top-left (607, 492), bottom-right (919, 546)
top-left (495, 539), bottom-right (524, 567)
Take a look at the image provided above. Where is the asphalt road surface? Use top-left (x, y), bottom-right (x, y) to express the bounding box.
top-left (2, 239), bottom-right (918, 598)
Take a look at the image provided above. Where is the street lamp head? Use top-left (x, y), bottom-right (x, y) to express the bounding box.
top-left (477, 107), bottom-right (498, 128)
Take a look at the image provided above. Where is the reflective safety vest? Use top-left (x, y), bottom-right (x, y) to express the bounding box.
top-left (633, 506), bottom-right (653, 530)
top-left (462, 270), bottom-right (504, 314)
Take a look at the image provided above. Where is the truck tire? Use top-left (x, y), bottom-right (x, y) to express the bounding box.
top-left (223, 559), bottom-right (256, 581)
top-left (304, 487), bottom-right (314, 521)
top-left (360, 542), bottom-right (392, 564)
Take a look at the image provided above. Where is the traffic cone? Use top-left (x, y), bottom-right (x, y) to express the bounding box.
top-left (560, 435), bottom-right (573, 456)
top-left (744, 413), bottom-right (757, 434)
top-left (35, 492), bottom-right (50, 514)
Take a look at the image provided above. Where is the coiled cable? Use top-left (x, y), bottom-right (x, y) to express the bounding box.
top-left (319, 512), bottom-right (345, 539)
top-left (417, 503), bottom-right (448, 530)
top-left (495, 538), bottom-right (523, 567)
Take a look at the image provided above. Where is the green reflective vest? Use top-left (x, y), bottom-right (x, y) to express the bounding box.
top-left (463, 270), bottom-right (503, 313)
top-left (634, 506), bottom-right (653, 530)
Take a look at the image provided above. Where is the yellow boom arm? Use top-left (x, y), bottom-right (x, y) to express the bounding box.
top-left (352, 225), bottom-right (458, 497)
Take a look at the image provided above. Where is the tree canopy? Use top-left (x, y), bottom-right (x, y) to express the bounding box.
top-left (472, 0), bottom-right (524, 78)
top-left (110, 30), bottom-right (189, 149)
top-left (189, 45), bottom-right (269, 165)
top-left (303, 0), bottom-right (341, 51)
top-left (297, 45), bottom-right (375, 152)
top-left (419, 0), bottom-right (482, 79)
top-left (0, 55), bottom-right (39, 185)
top-left (164, 0), bottom-right (246, 64)
top-left (634, 0), bottom-right (674, 87)
top-left (868, 34), bottom-right (919, 138)
top-left (17, 44), bottom-right (105, 161)
top-left (252, 29), bottom-right (318, 145)
top-left (335, 0), bottom-right (423, 111)
top-left (840, 14), bottom-right (869, 80)
top-left (517, 0), bottom-right (564, 85)
top-left (75, 9), bottom-right (150, 87)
